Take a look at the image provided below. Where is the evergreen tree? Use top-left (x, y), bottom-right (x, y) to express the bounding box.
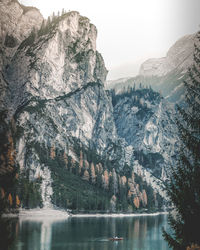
top-left (38, 20), bottom-right (45, 36)
top-left (163, 31), bottom-right (200, 249)
top-left (61, 8), bottom-right (65, 16)
top-left (52, 11), bottom-right (55, 21)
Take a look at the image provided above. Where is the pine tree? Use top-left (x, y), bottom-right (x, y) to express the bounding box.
top-left (163, 31), bottom-right (200, 249)
top-left (61, 8), bottom-right (65, 16)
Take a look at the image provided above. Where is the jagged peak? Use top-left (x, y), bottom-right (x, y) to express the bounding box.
top-left (49, 11), bottom-right (97, 48)
top-left (16, 9), bottom-right (98, 57)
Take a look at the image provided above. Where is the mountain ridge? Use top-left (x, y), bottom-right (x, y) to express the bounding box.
top-left (107, 33), bottom-right (197, 103)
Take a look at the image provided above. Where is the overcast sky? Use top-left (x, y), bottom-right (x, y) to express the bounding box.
top-left (19, 0), bottom-right (200, 80)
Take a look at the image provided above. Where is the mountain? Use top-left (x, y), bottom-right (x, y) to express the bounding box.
top-left (107, 34), bottom-right (196, 103)
top-left (0, 0), bottom-right (166, 213)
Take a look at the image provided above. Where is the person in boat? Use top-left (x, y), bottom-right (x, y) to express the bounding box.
top-left (112, 236), bottom-right (119, 240)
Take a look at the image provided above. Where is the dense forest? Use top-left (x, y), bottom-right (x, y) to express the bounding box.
top-left (17, 139), bottom-right (163, 213)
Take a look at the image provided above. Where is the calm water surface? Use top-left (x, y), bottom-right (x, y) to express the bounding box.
top-left (11, 214), bottom-right (170, 250)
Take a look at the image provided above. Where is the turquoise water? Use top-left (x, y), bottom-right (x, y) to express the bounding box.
top-left (11, 214), bottom-right (170, 250)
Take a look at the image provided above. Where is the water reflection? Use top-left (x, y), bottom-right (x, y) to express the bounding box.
top-left (12, 219), bottom-right (53, 250)
top-left (0, 218), bottom-right (17, 250)
top-left (11, 214), bottom-right (170, 250)
top-left (40, 221), bottom-right (52, 250)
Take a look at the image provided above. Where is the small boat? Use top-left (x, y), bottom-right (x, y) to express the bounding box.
top-left (109, 237), bottom-right (123, 241)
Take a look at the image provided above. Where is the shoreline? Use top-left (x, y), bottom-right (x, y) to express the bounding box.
top-left (72, 211), bottom-right (168, 217)
top-left (2, 209), bottom-right (168, 220)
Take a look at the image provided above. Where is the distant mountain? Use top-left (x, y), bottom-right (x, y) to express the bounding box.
top-left (139, 34), bottom-right (194, 77)
top-left (107, 34), bottom-right (196, 103)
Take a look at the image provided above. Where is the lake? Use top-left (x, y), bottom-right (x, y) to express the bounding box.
top-left (10, 213), bottom-right (170, 250)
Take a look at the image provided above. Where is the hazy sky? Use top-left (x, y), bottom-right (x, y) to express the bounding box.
top-left (19, 0), bottom-right (200, 80)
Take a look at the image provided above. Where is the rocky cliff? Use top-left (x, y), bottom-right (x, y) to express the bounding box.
top-left (111, 87), bottom-right (178, 181)
top-left (6, 9), bottom-right (132, 174)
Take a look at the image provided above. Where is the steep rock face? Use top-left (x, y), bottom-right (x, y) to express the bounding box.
top-left (6, 12), bottom-right (113, 163)
top-left (112, 88), bottom-right (178, 179)
top-left (5, 12), bottom-right (106, 112)
top-left (113, 89), bottom-right (161, 147)
top-left (5, 11), bottom-right (122, 161)
top-left (141, 100), bottom-right (178, 177)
